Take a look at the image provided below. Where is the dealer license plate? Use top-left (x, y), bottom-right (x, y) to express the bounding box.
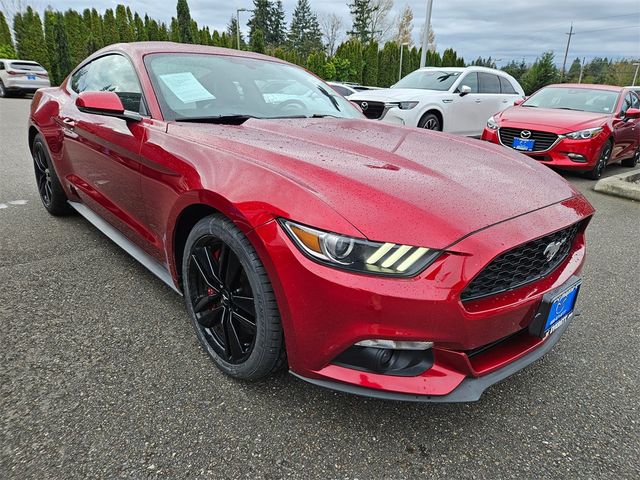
top-left (512, 137), bottom-right (535, 151)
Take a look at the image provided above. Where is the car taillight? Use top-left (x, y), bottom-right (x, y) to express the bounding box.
top-left (6, 70), bottom-right (19, 75)
top-left (36, 73), bottom-right (48, 78)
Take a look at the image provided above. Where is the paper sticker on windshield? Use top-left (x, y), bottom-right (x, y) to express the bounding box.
top-left (159, 72), bottom-right (216, 103)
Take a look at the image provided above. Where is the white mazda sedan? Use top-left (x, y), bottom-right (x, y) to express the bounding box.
top-left (350, 66), bottom-right (524, 137)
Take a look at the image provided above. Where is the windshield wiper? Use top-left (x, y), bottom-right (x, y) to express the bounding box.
top-left (317, 85), bottom-right (341, 112)
top-left (555, 107), bottom-right (582, 111)
top-left (310, 114), bottom-right (342, 118)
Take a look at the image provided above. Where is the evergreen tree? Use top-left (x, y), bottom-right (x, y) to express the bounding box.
top-left (133, 13), bottom-right (147, 41)
top-left (362, 41), bottom-right (378, 85)
top-left (65, 10), bottom-right (88, 67)
top-left (102, 9), bottom-right (119, 46)
top-left (86, 8), bottom-right (104, 54)
top-left (502, 58), bottom-right (527, 83)
top-left (158, 23), bottom-right (170, 41)
top-left (14, 7), bottom-right (50, 70)
top-left (270, 1), bottom-right (287, 45)
top-left (44, 10), bottom-right (60, 83)
top-left (288, 0), bottom-right (323, 57)
top-left (116, 5), bottom-right (135, 42)
top-left (520, 51), bottom-right (558, 94)
top-left (176, 0), bottom-right (195, 43)
top-left (0, 11), bottom-right (15, 56)
top-left (248, 0), bottom-right (271, 45)
top-left (306, 50), bottom-right (327, 78)
top-left (347, 0), bottom-right (378, 43)
top-left (211, 30), bottom-right (221, 46)
top-left (377, 41), bottom-right (399, 86)
top-left (441, 48), bottom-right (463, 67)
top-left (54, 12), bottom-right (72, 80)
top-left (335, 39), bottom-right (363, 83)
top-left (170, 17), bottom-right (180, 42)
top-left (251, 29), bottom-right (265, 54)
top-left (566, 57), bottom-right (582, 83)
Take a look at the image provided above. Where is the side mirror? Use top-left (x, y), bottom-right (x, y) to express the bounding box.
top-left (624, 107), bottom-right (640, 119)
top-left (75, 91), bottom-right (141, 122)
top-left (459, 85), bottom-right (471, 96)
top-left (513, 98), bottom-right (525, 106)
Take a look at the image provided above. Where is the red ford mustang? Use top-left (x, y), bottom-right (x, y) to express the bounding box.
top-left (481, 84), bottom-right (640, 179)
top-left (29, 43), bottom-right (595, 402)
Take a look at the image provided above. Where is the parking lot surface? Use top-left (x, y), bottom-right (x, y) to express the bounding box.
top-left (1, 98), bottom-right (639, 479)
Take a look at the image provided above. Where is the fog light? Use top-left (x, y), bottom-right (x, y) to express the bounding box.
top-left (566, 153), bottom-right (587, 163)
top-left (355, 339), bottom-right (434, 350)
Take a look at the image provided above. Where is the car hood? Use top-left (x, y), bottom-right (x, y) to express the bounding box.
top-left (496, 106), bottom-right (610, 133)
top-left (350, 88), bottom-right (443, 102)
top-left (168, 118), bottom-right (578, 249)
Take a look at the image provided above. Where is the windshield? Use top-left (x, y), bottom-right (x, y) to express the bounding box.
top-left (523, 87), bottom-right (619, 114)
top-left (392, 70), bottom-right (461, 91)
top-left (9, 61), bottom-right (45, 72)
top-left (145, 53), bottom-right (362, 121)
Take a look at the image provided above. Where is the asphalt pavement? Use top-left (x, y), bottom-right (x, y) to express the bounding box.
top-left (1, 97), bottom-right (639, 479)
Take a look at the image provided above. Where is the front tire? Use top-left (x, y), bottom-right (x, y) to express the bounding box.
top-left (182, 214), bottom-right (285, 380)
top-left (32, 134), bottom-right (73, 215)
top-left (0, 81), bottom-right (6, 98)
top-left (585, 140), bottom-right (612, 180)
top-left (418, 112), bottom-right (442, 131)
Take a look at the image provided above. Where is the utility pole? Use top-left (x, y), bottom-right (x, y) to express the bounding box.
top-left (399, 42), bottom-right (409, 81)
top-left (419, 0), bottom-right (434, 68)
top-left (560, 22), bottom-right (574, 81)
top-left (578, 56), bottom-right (586, 83)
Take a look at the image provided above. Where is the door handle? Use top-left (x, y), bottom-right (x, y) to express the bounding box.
top-left (61, 118), bottom-right (76, 130)
top-left (474, 99), bottom-right (482, 103)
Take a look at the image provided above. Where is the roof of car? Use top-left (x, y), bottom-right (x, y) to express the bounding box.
top-left (94, 42), bottom-right (285, 64)
top-left (544, 83), bottom-right (624, 92)
top-left (416, 66), bottom-right (507, 73)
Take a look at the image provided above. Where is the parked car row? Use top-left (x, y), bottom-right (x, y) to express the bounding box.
top-left (0, 58), bottom-right (50, 97)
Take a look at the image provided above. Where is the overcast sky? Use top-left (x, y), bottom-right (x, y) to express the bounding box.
top-left (9, 0), bottom-right (640, 65)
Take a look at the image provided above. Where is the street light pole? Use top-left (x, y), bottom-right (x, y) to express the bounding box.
top-left (419, 0), bottom-right (434, 68)
top-left (633, 63), bottom-right (640, 86)
top-left (398, 42), bottom-right (409, 81)
top-left (236, 8), bottom-right (248, 50)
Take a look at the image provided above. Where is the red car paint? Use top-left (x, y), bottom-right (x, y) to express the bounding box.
top-left (29, 43), bottom-right (595, 400)
top-left (481, 84), bottom-right (640, 172)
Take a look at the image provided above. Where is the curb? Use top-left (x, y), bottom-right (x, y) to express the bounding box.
top-left (593, 169), bottom-right (640, 202)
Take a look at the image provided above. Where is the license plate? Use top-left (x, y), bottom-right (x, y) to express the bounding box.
top-left (27, 75), bottom-right (36, 80)
top-left (512, 137), bottom-right (535, 151)
top-left (529, 277), bottom-right (581, 338)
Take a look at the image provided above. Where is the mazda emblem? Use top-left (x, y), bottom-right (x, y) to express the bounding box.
top-left (360, 102), bottom-right (368, 111)
top-left (520, 130), bottom-right (532, 139)
top-left (543, 239), bottom-right (565, 262)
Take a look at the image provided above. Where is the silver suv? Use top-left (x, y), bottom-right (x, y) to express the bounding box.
top-left (0, 59), bottom-right (51, 97)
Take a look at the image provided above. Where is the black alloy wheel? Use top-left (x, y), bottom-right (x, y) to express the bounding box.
top-left (182, 214), bottom-right (285, 380)
top-left (188, 236), bottom-right (257, 364)
top-left (586, 141), bottom-right (612, 180)
top-left (31, 134), bottom-right (72, 215)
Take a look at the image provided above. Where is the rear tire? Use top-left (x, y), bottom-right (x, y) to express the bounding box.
top-left (621, 146), bottom-right (639, 168)
top-left (418, 112), bottom-right (442, 131)
top-left (32, 134), bottom-right (73, 216)
top-left (182, 214), bottom-right (286, 380)
top-left (585, 140), bottom-right (612, 180)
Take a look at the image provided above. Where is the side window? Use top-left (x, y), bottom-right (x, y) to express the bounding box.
top-left (630, 92), bottom-right (639, 109)
top-left (0, 62), bottom-right (4, 70)
top-left (620, 93), bottom-right (633, 116)
top-left (499, 76), bottom-right (517, 94)
top-left (478, 73), bottom-right (501, 94)
top-left (70, 64), bottom-right (89, 93)
top-left (82, 55), bottom-right (144, 113)
top-left (459, 72), bottom-right (478, 93)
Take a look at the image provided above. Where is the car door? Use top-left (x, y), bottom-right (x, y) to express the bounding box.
top-left (58, 54), bottom-right (151, 250)
top-left (448, 72), bottom-right (483, 136)
top-left (498, 76), bottom-right (521, 110)
top-left (475, 73), bottom-right (504, 136)
top-left (611, 92), bottom-right (638, 160)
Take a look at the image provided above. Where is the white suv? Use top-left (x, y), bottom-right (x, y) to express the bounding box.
top-left (0, 59), bottom-right (51, 98)
top-left (350, 66), bottom-right (524, 137)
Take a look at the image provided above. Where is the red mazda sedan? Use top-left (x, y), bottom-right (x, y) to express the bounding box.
top-left (29, 43), bottom-right (595, 402)
top-left (481, 84), bottom-right (640, 179)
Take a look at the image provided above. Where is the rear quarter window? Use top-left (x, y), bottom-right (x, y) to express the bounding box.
top-left (499, 76), bottom-right (517, 94)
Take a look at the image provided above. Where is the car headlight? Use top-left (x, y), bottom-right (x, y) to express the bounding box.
top-left (563, 127), bottom-right (603, 140)
top-left (387, 101), bottom-right (419, 110)
top-left (280, 219), bottom-right (441, 277)
top-left (486, 116), bottom-right (499, 130)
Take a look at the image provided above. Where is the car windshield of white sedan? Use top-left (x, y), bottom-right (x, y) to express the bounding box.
top-left (392, 70), bottom-right (461, 91)
top-left (522, 87), bottom-right (619, 114)
top-left (145, 53), bottom-right (361, 121)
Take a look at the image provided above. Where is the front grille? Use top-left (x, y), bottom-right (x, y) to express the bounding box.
top-left (499, 127), bottom-right (558, 152)
top-left (461, 222), bottom-right (582, 302)
top-left (355, 100), bottom-right (385, 120)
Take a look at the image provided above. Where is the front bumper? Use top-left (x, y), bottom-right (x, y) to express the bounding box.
top-left (481, 127), bottom-right (605, 171)
top-left (247, 196), bottom-right (593, 401)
